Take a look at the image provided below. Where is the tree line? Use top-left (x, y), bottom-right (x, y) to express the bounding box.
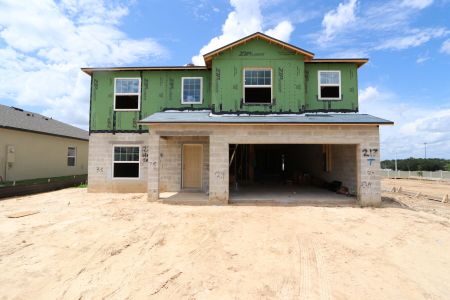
top-left (381, 158), bottom-right (450, 171)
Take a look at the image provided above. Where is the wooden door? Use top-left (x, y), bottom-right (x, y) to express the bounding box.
top-left (182, 144), bottom-right (203, 189)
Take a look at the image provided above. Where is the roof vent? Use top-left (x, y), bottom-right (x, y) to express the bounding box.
top-left (26, 113), bottom-right (31, 116)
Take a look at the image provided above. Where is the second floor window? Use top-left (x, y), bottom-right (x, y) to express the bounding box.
top-left (114, 78), bottom-right (140, 110)
top-left (318, 71), bottom-right (341, 100)
top-left (244, 68), bottom-right (272, 104)
top-left (182, 77), bottom-right (203, 104)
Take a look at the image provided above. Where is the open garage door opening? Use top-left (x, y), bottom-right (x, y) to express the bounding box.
top-left (229, 144), bottom-right (358, 203)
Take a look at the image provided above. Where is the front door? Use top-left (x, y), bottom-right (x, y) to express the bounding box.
top-left (182, 144), bottom-right (203, 189)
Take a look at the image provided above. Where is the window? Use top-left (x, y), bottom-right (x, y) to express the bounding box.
top-left (114, 78), bottom-right (140, 110)
top-left (67, 147), bottom-right (76, 167)
top-left (181, 77), bottom-right (203, 104)
top-left (113, 146), bottom-right (140, 178)
top-left (318, 71), bottom-right (341, 100)
top-left (243, 68), bottom-right (272, 104)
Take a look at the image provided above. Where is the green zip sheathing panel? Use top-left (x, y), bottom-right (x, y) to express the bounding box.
top-left (304, 63), bottom-right (358, 111)
top-left (89, 39), bottom-right (360, 131)
top-left (211, 38), bottom-right (305, 113)
top-left (90, 70), bottom-right (211, 131)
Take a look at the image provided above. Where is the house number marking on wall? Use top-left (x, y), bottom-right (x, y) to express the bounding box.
top-left (362, 148), bottom-right (378, 166)
top-left (142, 146), bottom-right (149, 163)
top-left (214, 171), bottom-right (225, 181)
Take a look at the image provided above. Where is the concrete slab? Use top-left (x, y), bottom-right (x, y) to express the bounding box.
top-left (230, 184), bottom-right (357, 206)
top-left (159, 191), bottom-right (209, 205)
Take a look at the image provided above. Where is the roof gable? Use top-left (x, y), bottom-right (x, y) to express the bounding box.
top-left (203, 32), bottom-right (314, 67)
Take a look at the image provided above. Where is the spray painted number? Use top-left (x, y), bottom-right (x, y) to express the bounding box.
top-left (96, 167), bottom-right (104, 173)
top-left (361, 181), bottom-right (372, 189)
top-left (362, 148), bottom-right (378, 166)
top-left (362, 148), bottom-right (378, 157)
top-left (214, 171), bottom-right (225, 181)
top-left (142, 146), bottom-right (149, 163)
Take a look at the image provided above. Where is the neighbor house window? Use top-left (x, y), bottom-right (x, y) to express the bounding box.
top-left (318, 71), bottom-right (341, 100)
top-left (113, 146), bottom-right (140, 178)
top-left (243, 68), bottom-right (272, 104)
top-left (181, 77), bottom-right (203, 104)
top-left (67, 147), bottom-right (76, 167)
top-left (114, 78), bottom-right (141, 110)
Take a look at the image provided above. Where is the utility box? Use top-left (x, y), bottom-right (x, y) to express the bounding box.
top-left (6, 145), bottom-right (15, 163)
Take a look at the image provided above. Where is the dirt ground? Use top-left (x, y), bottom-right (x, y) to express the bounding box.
top-left (382, 178), bottom-right (450, 199)
top-left (382, 178), bottom-right (450, 218)
top-left (1, 187), bottom-right (450, 299)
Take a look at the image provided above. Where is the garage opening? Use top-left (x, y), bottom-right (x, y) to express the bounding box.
top-left (229, 144), bottom-right (357, 203)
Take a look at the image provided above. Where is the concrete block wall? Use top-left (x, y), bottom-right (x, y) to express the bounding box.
top-left (88, 133), bottom-right (148, 193)
top-left (321, 144), bottom-right (357, 194)
top-left (149, 124), bottom-right (381, 206)
top-left (159, 136), bottom-right (209, 192)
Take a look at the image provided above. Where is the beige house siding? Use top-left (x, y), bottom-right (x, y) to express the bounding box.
top-left (0, 128), bottom-right (88, 182)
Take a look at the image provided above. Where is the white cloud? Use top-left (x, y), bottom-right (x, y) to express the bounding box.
top-left (416, 52), bottom-right (430, 64)
top-left (359, 86), bottom-right (381, 103)
top-left (315, 0), bottom-right (447, 56)
top-left (319, 0), bottom-right (358, 44)
top-left (191, 0), bottom-right (294, 65)
top-left (0, 0), bottom-right (167, 129)
top-left (264, 20), bottom-right (294, 41)
top-left (441, 39), bottom-right (450, 54)
top-left (359, 86), bottom-right (450, 159)
top-left (401, 0), bottom-right (433, 9)
top-left (375, 28), bottom-right (449, 50)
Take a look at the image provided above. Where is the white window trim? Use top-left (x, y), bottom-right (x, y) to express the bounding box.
top-left (243, 68), bottom-right (273, 104)
top-left (181, 77), bottom-right (203, 104)
top-left (318, 70), bottom-right (341, 101)
top-left (114, 78), bottom-right (141, 111)
top-left (67, 147), bottom-right (76, 167)
top-left (112, 145), bottom-right (141, 180)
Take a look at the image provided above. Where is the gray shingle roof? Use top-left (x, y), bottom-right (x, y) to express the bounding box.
top-left (139, 111), bottom-right (394, 125)
top-left (0, 104), bottom-right (88, 140)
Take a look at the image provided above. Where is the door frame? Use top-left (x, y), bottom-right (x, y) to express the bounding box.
top-left (181, 143), bottom-right (203, 190)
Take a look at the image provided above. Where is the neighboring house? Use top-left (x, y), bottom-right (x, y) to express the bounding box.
top-left (0, 105), bottom-right (88, 182)
top-left (82, 32), bottom-right (392, 206)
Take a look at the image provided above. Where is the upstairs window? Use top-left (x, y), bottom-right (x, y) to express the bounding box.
top-left (67, 147), bottom-right (76, 167)
top-left (114, 78), bottom-right (140, 110)
top-left (113, 146), bottom-right (140, 178)
top-left (318, 71), bottom-right (341, 100)
top-left (182, 77), bottom-right (203, 104)
top-left (244, 68), bottom-right (272, 104)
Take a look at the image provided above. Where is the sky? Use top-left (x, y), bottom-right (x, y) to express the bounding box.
top-left (0, 0), bottom-right (449, 159)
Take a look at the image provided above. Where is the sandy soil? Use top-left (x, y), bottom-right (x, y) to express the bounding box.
top-left (382, 178), bottom-right (450, 219)
top-left (382, 178), bottom-right (450, 199)
top-left (1, 188), bottom-right (450, 299)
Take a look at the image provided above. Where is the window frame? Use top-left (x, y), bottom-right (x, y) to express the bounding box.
top-left (243, 67), bottom-right (273, 105)
top-left (181, 77), bottom-right (203, 104)
top-left (318, 70), bottom-right (341, 101)
top-left (111, 145), bottom-right (141, 180)
top-left (67, 146), bottom-right (76, 167)
top-left (113, 78), bottom-right (141, 111)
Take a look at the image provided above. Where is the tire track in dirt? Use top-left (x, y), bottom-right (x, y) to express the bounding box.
top-left (313, 244), bottom-right (332, 300)
top-left (298, 237), bottom-right (333, 300)
top-left (298, 237), bottom-right (312, 300)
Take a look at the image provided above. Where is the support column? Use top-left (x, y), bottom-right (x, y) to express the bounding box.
top-left (147, 132), bottom-right (160, 201)
top-left (357, 135), bottom-right (381, 207)
top-left (208, 134), bottom-right (229, 205)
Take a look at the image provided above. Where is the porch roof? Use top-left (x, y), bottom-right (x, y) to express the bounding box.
top-left (139, 111), bottom-right (393, 125)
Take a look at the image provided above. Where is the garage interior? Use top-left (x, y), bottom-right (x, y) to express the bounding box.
top-left (229, 144), bottom-right (358, 203)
